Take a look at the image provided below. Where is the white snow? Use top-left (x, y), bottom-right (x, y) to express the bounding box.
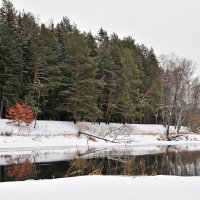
top-left (0, 119), bottom-right (78, 136)
top-left (1, 119), bottom-right (200, 199)
top-left (1, 119), bottom-right (200, 158)
top-left (0, 119), bottom-right (188, 136)
top-left (0, 175), bottom-right (199, 200)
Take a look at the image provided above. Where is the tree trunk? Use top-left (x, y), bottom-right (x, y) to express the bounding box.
top-left (78, 131), bottom-right (120, 143)
top-left (34, 90), bottom-right (40, 128)
top-left (0, 166), bottom-right (2, 182)
top-left (166, 112), bottom-right (172, 138)
top-left (166, 123), bottom-right (170, 138)
top-left (176, 109), bottom-right (183, 136)
top-left (0, 91), bottom-right (4, 118)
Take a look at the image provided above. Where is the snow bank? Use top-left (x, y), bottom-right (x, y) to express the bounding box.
top-left (0, 119), bottom-right (78, 136)
top-left (0, 119), bottom-right (199, 152)
top-left (0, 175), bottom-right (199, 200)
top-left (0, 119), bottom-right (188, 136)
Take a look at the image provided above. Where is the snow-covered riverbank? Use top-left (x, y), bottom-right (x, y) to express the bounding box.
top-left (0, 119), bottom-right (200, 151)
top-left (0, 119), bottom-right (185, 136)
top-left (0, 175), bottom-right (199, 200)
top-left (1, 118), bottom-right (200, 165)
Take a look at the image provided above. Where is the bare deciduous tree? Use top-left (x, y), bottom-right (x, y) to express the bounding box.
top-left (159, 54), bottom-right (199, 138)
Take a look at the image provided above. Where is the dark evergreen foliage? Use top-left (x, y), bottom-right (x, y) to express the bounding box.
top-left (0, 0), bottom-right (161, 123)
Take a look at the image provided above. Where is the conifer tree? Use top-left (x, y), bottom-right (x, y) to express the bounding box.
top-left (56, 17), bottom-right (72, 63)
top-left (0, 1), bottom-right (162, 123)
top-left (119, 48), bottom-right (140, 123)
top-left (0, 0), bottom-right (23, 117)
top-left (96, 29), bottom-right (113, 122)
top-left (60, 29), bottom-right (102, 122)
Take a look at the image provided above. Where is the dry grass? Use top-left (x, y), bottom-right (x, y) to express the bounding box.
top-left (88, 136), bottom-right (97, 142)
top-left (0, 131), bottom-right (13, 136)
top-left (90, 169), bottom-right (102, 175)
top-left (73, 159), bottom-right (88, 170)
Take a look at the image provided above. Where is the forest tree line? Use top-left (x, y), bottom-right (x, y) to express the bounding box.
top-left (0, 0), bottom-right (200, 131)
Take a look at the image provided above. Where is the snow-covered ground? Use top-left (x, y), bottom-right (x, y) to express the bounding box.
top-left (0, 119), bottom-right (189, 136)
top-left (1, 120), bottom-right (200, 199)
top-left (0, 175), bottom-right (199, 200)
top-left (0, 119), bottom-right (200, 150)
top-left (0, 119), bottom-right (199, 160)
top-left (1, 119), bottom-right (200, 164)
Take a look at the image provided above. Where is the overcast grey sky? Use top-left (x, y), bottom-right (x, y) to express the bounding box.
top-left (6, 0), bottom-right (200, 75)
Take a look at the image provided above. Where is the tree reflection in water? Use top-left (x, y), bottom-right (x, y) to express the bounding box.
top-left (1, 145), bottom-right (200, 182)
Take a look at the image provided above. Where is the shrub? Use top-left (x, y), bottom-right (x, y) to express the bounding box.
top-left (185, 114), bottom-right (200, 133)
top-left (6, 103), bottom-right (34, 126)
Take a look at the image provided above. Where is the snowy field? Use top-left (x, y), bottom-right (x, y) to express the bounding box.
top-left (0, 175), bottom-right (199, 200)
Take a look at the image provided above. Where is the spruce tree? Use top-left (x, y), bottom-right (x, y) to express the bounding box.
top-left (0, 0), bottom-right (23, 117)
top-left (96, 29), bottom-right (114, 123)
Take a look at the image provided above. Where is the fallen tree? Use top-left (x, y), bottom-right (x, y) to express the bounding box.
top-left (78, 131), bottom-right (120, 143)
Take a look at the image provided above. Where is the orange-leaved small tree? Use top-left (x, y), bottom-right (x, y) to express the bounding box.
top-left (6, 103), bottom-right (34, 126)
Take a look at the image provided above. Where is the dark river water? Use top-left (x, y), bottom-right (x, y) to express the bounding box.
top-left (1, 145), bottom-right (200, 182)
